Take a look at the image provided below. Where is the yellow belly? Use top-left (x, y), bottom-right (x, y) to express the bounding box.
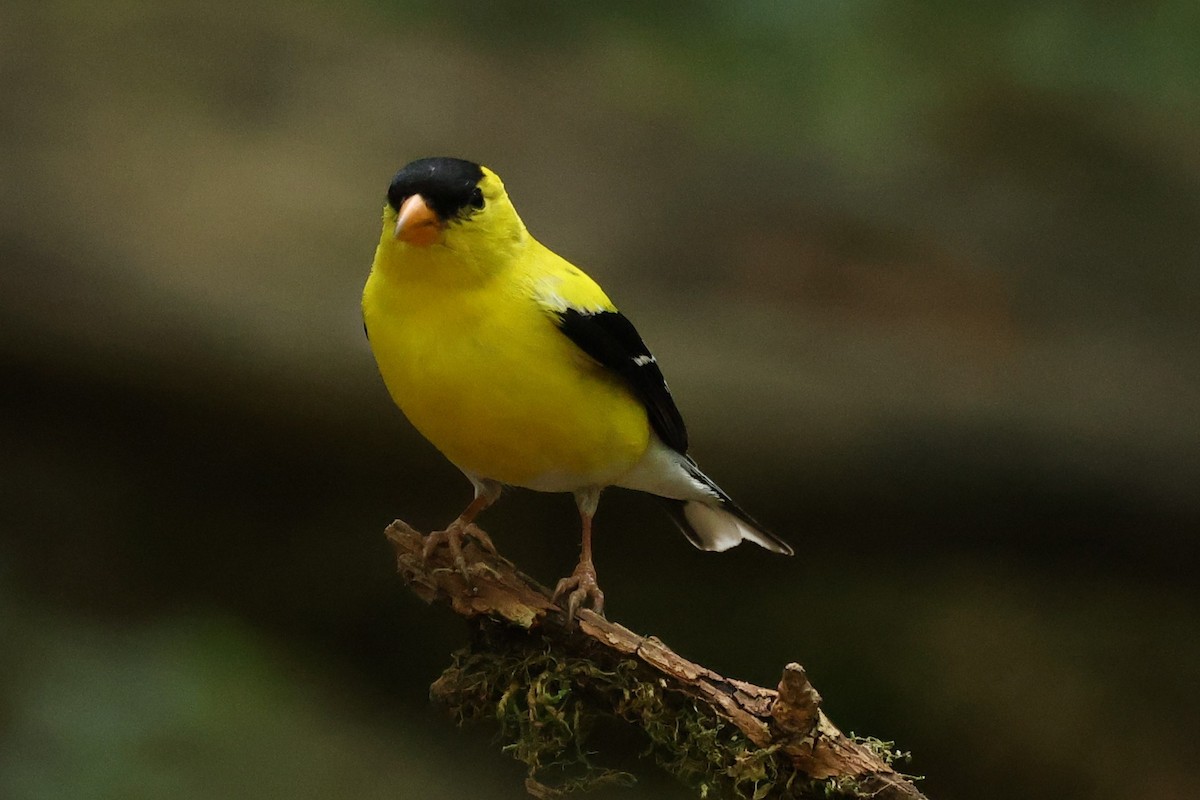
top-left (363, 270), bottom-right (650, 491)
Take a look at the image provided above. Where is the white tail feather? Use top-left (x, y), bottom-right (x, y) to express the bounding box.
top-left (622, 436), bottom-right (794, 556)
top-left (682, 501), bottom-right (791, 554)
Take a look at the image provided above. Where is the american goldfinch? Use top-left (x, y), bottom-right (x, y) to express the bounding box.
top-left (362, 157), bottom-right (792, 617)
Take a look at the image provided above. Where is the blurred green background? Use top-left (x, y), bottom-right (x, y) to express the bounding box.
top-left (2, 1), bottom-right (1198, 798)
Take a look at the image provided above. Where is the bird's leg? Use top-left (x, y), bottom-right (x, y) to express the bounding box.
top-left (424, 489), bottom-right (498, 580)
top-left (553, 508), bottom-right (605, 622)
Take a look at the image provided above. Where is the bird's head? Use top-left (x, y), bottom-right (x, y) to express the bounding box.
top-left (377, 157), bottom-right (526, 279)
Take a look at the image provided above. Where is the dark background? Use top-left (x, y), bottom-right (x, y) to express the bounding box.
top-left (2, 2), bottom-right (1198, 798)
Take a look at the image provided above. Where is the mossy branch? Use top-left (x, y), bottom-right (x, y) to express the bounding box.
top-left (387, 520), bottom-right (928, 800)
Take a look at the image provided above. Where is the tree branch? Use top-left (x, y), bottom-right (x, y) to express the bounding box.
top-left (387, 520), bottom-right (928, 800)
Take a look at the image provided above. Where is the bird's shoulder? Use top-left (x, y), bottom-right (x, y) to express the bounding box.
top-left (517, 241), bottom-right (615, 317)
top-left (517, 242), bottom-right (689, 454)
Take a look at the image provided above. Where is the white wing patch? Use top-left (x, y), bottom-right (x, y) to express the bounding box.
top-left (632, 354), bottom-right (656, 366)
top-left (532, 275), bottom-right (607, 315)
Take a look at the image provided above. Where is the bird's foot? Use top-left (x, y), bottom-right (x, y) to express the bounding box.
top-left (552, 560), bottom-right (605, 622)
top-left (462, 524), bottom-right (498, 556)
top-left (423, 522), bottom-right (497, 583)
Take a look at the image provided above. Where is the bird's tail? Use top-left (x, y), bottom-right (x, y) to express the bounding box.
top-left (618, 439), bottom-right (793, 555)
top-left (660, 470), bottom-right (793, 556)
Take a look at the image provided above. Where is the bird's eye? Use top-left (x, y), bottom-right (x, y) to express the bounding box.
top-left (469, 187), bottom-right (485, 210)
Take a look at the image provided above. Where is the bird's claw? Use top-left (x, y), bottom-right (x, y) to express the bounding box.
top-left (552, 562), bottom-right (605, 622)
top-left (422, 522), bottom-right (473, 582)
top-left (422, 522), bottom-right (501, 585)
top-left (429, 560), bottom-right (501, 585)
top-left (461, 523), bottom-right (498, 556)
top-left (467, 561), bottom-right (503, 581)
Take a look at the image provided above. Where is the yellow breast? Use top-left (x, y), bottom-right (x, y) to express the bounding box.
top-left (362, 258), bottom-right (651, 492)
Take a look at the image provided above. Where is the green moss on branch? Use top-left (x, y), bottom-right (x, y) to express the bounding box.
top-left (433, 625), bottom-right (870, 799)
top-left (389, 520), bottom-right (928, 800)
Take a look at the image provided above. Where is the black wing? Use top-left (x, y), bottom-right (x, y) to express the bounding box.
top-left (556, 308), bottom-right (688, 454)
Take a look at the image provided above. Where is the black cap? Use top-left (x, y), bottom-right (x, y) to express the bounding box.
top-left (387, 157), bottom-right (485, 220)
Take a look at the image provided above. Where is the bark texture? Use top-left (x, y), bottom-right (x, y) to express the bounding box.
top-left (387, 520), bottom-right (928, 800)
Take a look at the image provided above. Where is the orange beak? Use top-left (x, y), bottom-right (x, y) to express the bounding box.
top-left (394, 194), bottom-right (442, 246)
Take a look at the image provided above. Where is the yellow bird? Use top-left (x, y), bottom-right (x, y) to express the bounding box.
top-left (362, 157), bottom-right (792, 617)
